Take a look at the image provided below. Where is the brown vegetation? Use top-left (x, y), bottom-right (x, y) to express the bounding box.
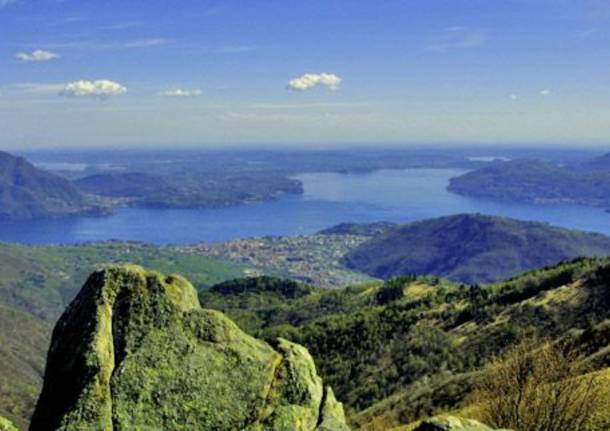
top-left (473, 339), bottom-right (610, 431)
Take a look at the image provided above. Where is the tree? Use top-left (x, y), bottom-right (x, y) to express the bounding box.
top-left (472, 338), bottom-right (610, 431)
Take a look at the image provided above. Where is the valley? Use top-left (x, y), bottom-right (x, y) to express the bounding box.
top-left (4, 148), bottom-right (610, 430)
top-left (177, 233), bottom-right (375, 288)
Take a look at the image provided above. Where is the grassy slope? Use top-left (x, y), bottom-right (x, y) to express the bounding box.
top-left (341, 214), bottom-right (610, 283)
top-left (0, 242), bottom-right (247, 322)
top-left (0, 305), bottom-right (50, 430)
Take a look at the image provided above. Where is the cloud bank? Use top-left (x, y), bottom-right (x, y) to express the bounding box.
top-left (15, 50), bottom-right (59, 62)
top-left (60, 80), bottom-right (127, 98)
top-left (159, 88), bottom-right (202, 97)
top-left (287, 73), bottom-right (342, 91)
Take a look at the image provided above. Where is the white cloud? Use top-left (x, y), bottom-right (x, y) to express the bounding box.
top-left (60, 80), bottom-right (127, 98)
top-left (540, 89), bottom-right (551, 96)
top-left (287, 73), bottom-right (342, 91)
top-left (159, 88), bottom-right (202, 97)
top-left (509, 94), bottom-right (518, 100)
top-left (15, 50), bottom-right (60, 62)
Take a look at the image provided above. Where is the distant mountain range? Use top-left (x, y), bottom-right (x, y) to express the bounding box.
top-left (448, 154), bottom-right (610, 207)
top-left (0, 151), bottom-right (106, 220)
top-left (341, 214), bottom-right (610, 283)
top-left (578, 152), bottom-right (610, 171)
top-left (0, 151), bottom-right (304, 219)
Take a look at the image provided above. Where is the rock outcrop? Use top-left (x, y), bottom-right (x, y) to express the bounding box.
top-left (30, 265), bottom-right (349, 431)
top-left (414, 416), bottom-right (510, 431)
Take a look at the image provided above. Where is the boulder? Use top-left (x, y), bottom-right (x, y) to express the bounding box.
top-left (30, 265), bottom-right (349, 431)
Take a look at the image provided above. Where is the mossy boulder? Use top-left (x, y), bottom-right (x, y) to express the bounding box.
top-left (30, 264), bottom-right (348, 431)
top-left (414, 416), bottom-right (510, 431)
top-left (0, 416), bottom-right (18, 431)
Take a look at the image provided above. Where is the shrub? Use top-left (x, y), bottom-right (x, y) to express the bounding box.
top-left (472, 338), bottom-right (610, 431)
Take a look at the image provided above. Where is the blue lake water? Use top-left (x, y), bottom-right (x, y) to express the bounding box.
top-left (1, 168), bottom-right (610, 244)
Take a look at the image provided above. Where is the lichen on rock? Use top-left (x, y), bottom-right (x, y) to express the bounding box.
top-left (0, 416), bottom-right (18, 431)
top-left (30, 264), bottom-right (349, 431)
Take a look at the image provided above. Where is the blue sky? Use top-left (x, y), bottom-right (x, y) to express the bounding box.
top-left (1, 0), bottom-right (610, 148)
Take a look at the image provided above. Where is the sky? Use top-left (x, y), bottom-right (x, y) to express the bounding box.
top-left (1, 0), bottom-right (610, 149)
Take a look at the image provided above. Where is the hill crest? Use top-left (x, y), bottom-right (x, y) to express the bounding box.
top-left (342, 213), bottom-right (610, 283)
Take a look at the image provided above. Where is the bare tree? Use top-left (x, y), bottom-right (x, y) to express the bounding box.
top-left (472, 338), bottom-right (610, 431)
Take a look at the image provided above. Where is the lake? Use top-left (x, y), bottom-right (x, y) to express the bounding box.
top-left (2, 168), bottom-right (610, 244)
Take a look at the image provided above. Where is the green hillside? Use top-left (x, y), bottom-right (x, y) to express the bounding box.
top-left (0, 151), bottom-right (106, 220)
top-left (447, 158), bottom-right (610, 206)
top-left (3, 246), bottom-right (610, 429)
top-left (341, 214), bottom-right (610, 283)
top-left (0, 306), bottom-right (49, 430)
top-left (0, 241), bottom-right (248, 322)
top-left (203, 257), bottom-right (610, 429)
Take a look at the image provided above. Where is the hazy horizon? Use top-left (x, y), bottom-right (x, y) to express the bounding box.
top-left (7, 142), bottom-right (610, 155)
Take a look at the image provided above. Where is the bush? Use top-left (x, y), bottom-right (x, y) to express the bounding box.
top-left (472, 338), bottom-right (610, 431)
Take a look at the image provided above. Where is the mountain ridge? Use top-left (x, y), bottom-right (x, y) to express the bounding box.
top-left (341, 213), bottom-right (610, 283)
top-left (0, 151), bottom-right (106, 220)
top-left (447, 157), bottom-right (610, 207)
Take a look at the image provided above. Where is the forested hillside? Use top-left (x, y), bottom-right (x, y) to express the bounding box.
top-left (3, 248), bottom-right (610, 429)
top-left (202, 257), bottom-right (610, 429)
top-left (448, 158), bottom-right (610, 207)
top-left (341, 214), bottom-right (610, 283)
